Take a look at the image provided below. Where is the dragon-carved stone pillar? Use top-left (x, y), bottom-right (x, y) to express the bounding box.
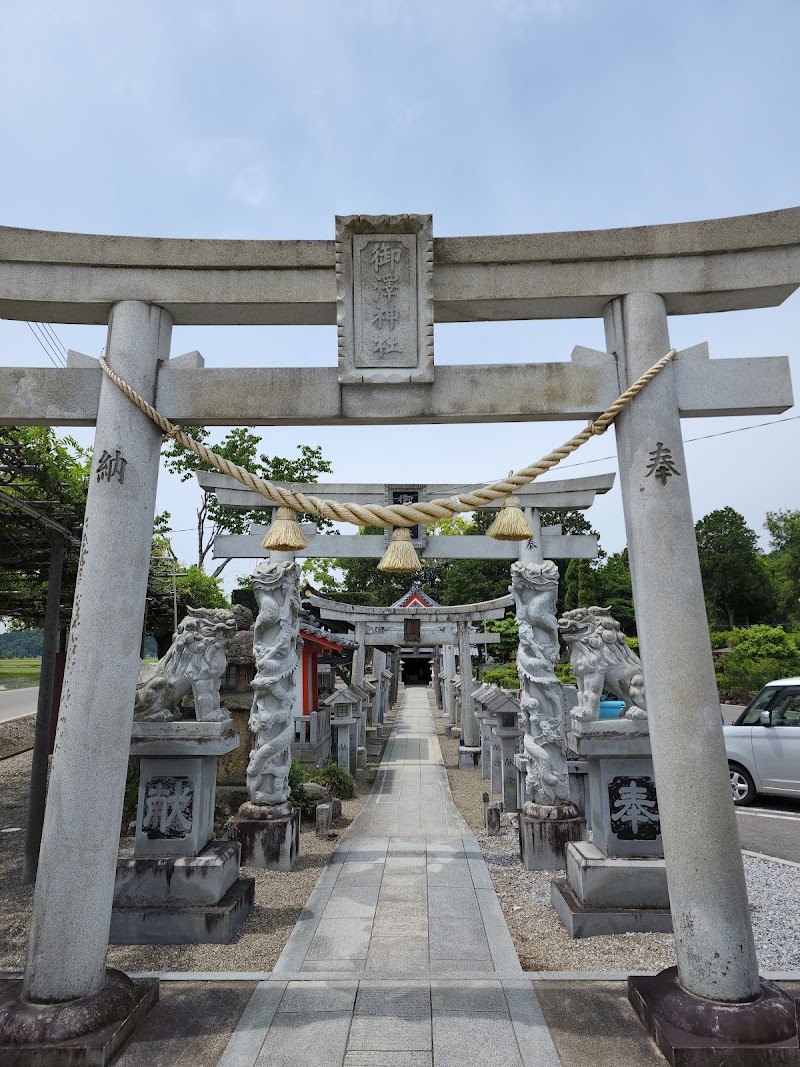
top-left (512, 560), bottom-right (584, 869)
top-left (229, 560), bottom-right (302, 870)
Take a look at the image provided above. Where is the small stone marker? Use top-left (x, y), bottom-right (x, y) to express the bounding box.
top-left (487, 803), bottom-right (502, 836)
top-left (316, 803), bottom-right (333, 838)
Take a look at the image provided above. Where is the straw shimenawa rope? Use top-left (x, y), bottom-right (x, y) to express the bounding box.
top-left (99, 349), bottom-right (677, 529)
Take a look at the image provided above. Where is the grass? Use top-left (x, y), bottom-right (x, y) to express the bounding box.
top-left (0, 659), bottom-right (41, 680)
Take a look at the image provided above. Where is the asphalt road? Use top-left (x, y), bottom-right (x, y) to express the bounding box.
top-left (736, 795), bottom-right (800, 864)
top-left (0, 685), bottom-right (38, 722)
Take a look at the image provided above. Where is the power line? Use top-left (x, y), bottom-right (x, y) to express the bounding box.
top-left (41, 322), bottom-right (68, 360)
top-left (558, 413), bottom-right (800, 470)
top-left (32, 322), bottom-right (66, 368)
top-left (25, 322), bottom-right (67, 368)
top-left (25, 323), bottom-right (61, 368)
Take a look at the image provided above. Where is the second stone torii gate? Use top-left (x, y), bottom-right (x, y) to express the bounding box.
top-left (203, 470), bottom-right (615, 566)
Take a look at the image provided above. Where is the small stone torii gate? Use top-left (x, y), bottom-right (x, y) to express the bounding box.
top-left (0, 208), bottom-right (796, 1062)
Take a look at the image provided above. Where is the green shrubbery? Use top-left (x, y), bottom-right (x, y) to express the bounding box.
top-left (555, 662), bottom-right (577, 686)
top-left (313, 761), bottom-right (356, 799)
top-left (716, 625), bottom-right (800, 702)
top-left (480, 664), bottom-right (519, 689)
top-left (288, 759), bottom-right (357, 818)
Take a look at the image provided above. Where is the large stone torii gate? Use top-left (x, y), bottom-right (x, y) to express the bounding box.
top-left (0, 208), bottom-right (797, 1062)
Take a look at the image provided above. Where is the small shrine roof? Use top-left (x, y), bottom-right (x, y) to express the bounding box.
top-left (391, 582), bottom-right (439, 609)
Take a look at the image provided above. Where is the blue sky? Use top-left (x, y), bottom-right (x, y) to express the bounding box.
top-left (1, 0), bottom-right (798, 592)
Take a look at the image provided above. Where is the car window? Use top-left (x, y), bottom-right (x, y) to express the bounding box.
top-left (770, 689), bottom-right (800, 726)
top-left (740, 688), bottom-right (779, 725)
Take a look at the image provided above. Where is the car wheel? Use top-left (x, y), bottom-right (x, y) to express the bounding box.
top-left (729, 764), bottom-right (756, 806)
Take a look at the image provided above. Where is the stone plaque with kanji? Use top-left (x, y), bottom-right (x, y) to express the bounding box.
top-left (336, 214), bottom-right (434, 384)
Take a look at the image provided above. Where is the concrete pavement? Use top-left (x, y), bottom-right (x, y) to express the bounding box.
top-left (212, 687), bottom-right (561, 1067)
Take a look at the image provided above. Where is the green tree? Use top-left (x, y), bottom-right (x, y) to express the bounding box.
top-left (595, 549), bottom-right (636, 633)
top-left (764, 510), bottom-right (800, 627)
top-left (484, 615), bottom-right (519, 661)
top-left (145, 523), bottom-right (229, 656)
top-left (162, 428), bottom-right (332, 576)
top-left (695, 507), bottom-right (774, 629)
top-left (0, 427), bottom-right (88, 629)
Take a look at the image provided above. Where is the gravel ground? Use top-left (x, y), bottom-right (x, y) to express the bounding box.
top-left (429, 690), bottom-right (800, 972)
top-left (0, 744), bottom-right (379, 974)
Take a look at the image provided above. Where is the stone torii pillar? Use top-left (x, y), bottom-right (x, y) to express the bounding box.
top-left (442, 642), bottom-right (457, 725)
top-left (457, 620), bottom-right (478, 747)
top-left (606, 294), bottom-right (781, 1049)
top-left (3, 301), bottom-right (171, 1038)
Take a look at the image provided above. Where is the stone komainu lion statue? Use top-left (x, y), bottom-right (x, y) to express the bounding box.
top-left (558, 606), bottom-right (647, 721)
top-left (133, 607), bottom-right (237, 722)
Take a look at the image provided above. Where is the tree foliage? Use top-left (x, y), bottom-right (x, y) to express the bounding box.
top-left (0, 427), bottom-right (88, 629)
top-left (145, 520), bottom-right (229, 656)
top-left (162, 428), bottom-right (333, 576)
top-left (764, 509), bottom-right (800, 628)
top-left (695, 507), bottom-right (774, 628)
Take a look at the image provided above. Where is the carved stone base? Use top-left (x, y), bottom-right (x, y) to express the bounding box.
top-left (551, 877), bottom-right (673, 938)
top-left (629, 968), bottom-right (800, 1066)
top-left (0, 970), bottom-right (157, 1065)
top-left (110, 877), bottom-right (254, 945)
top-left (114, 840), bottom-right (241, 906)
top-left (518, 805), bottom-right (585, 871)
top-left (229, 803), bottom-right (301, 870)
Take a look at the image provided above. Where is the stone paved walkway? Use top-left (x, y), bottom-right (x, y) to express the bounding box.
top-left (217, 687), bottom-right (562, 1066)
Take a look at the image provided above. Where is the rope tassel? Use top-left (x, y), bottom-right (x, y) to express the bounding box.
top-left (486, 493), bottom-right (534, 541)
top-left (378, 528), bottom-right (421, 573)
top-left (261, 507), bottom-right (308, 552)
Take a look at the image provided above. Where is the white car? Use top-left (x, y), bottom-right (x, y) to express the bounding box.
top-left (724, 677), bottom-right (800, 805)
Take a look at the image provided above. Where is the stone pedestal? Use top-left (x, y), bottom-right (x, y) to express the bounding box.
top-left (111, 722), bottom-right (254, 944)
top-left (518, 802), bottom-right (585, 871)
top-left (229, 801), bottom-right (301, 871)
top-left (479, 709), bottom-right (499, 780)
top-left (551, 720), bottom-right (670, 936)
top-left (458, 745), bottom-right (481, 769)
top-left (629, 968), bottom-right (800, 1067)
top-left (492, 711), bottom-right (523, 813)
top-left (333, 714), bottom-right (358, 777)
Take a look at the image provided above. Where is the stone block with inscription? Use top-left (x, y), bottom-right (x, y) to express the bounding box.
top-left (336, 214), bottom-right (434, 384)
top-left (111, 722), bottom-right (254, 944)
top-left (551, 719), bottom-right (670, 937)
